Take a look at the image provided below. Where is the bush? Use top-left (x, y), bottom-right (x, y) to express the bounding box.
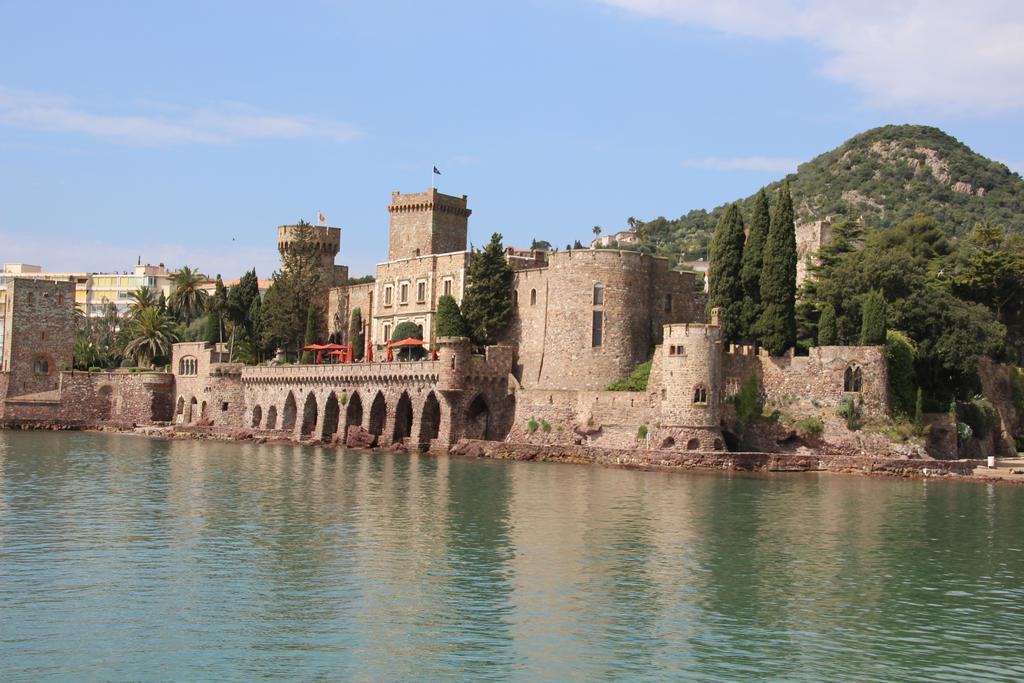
top-left (435, 295), bottom-right (468, 338)
top-left (527, 418), bottom-right (539, 434)
top-left (1015, 435), bottom-right (1024, 453)
top-left (637, 424), bottom-right (649, 439)
top-left (956, 398), bottom-right (997, 440)
top-left (607, 360), bottom-right (652, 391)
top-left (88, 366), bottom-right (103, 373)
top-left (339, 391), bottom-right (348, 406)
top-left (392, 321), bottom-right (425, 360)
top-left (885, 330), bottom-right (917, 417)
top-left (732, 375), bottom-right (761, 427)
top-left (838, 394), bottom-right (862, 430)
top-left (541, 420), bottom-right (551, 433)
top-left (794, 416), bottom-right (824, 437)
top-left (1011, 366), bottom-right (1024, 414)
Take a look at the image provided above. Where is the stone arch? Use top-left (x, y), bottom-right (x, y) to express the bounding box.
top-left (530, 289), bottom-right (537, 305)
top-left (96, 385), bottom-right (113, 421)
top-left (660, 436), bottom-right (675, 449)
top-left (300, 392), bottom-right (318, 437)
top-left (844, 364), bottom-right (863, 392)
top-left (322, 392), bottom-right (340, 442)
top-left (368, 391), bottom-right (387, 440)
top-left (418, 392), bottom-right (441, 445)
top-left (251, 405), bottom-right (263, 428)
top-left (188, 396), bottom-right (197, 423)
top-left (392, 391), bottom-right (414, 444)
top-left (686, 438), bottom-right (700, 450)
top-left (345, 391), bottom-right (364, 433)
top-left (266, 405), bottom-right (278, 430)
top-left (200, 401), bottom-right (208, 422)
top-left (176, 396), bottom-right (185, 422)
top-left (282, 392), bottom-right (297, 432)
top-left (693, 384), bottom-right (708, 404)
top-left (466, 394), bottom-right (491, 440)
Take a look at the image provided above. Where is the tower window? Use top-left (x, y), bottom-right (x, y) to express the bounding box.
top-left (400, 283), bottom-right (409, 304)
top-left (592, 310), bottom-right (603, 347)
top-left (530, 289), bottom-right (537, 306)
top-left (383, 286), bottom-right (393, 306)
top-left (443, 279), bottom-right (453, 296)
top-left (593, 284), bottom-right (604, 305)
top-left (664, 294), bottom-right (673, 312)
top-left (844, 365), bottom-right (863, 392)
top-left (417, 281), bottom-right (426, 303)
top-left (33, 357), bottom-right (50, 375)
top-left (693, 385), bottom-right (708, 404)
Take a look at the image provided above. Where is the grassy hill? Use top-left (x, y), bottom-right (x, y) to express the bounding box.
top-left (629, 125), bottom-right (1024, 263)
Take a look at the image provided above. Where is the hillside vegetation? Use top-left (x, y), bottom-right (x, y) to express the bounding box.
top-left (629, 125), bottom-right (1024, 263)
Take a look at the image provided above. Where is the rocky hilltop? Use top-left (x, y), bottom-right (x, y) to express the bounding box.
top-left (634, 125), bottom-right (1024, 262)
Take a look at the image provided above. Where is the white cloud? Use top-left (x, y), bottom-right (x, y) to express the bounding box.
top-left (0, 87), bottom-right (361, 146)
top-left (599, 1), bottom-right (1024, 112)
top-left (682, 156), bottom-right (799, 172)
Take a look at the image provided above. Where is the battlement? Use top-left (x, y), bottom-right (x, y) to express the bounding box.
top-left (388, 189), bottom-right (471, 217)
top-left (388, 188), bottom-right (470, 261)
top-left (277, 225), bottom-right (341, 257)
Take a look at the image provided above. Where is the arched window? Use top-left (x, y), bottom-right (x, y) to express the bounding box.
top-left (844, 364), bottom-right (863, 392)
top-left (178, 356), bottom-right (198, 376)
top-left (593, 283), bottom-right (604, 305)
top-left (512, 290), bottom-right (518, 306)
top-left (33, 356), bottom-right (50, 375)
top-left (693, 385), bottom-right (708, 404)
top-left (530, 289), bottom-right (537, 306)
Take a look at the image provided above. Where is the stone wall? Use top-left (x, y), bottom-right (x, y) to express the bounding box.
top-left (2, 279), bottom-right (76, 396)
top-left (387, 189), bottom-right (470, 261)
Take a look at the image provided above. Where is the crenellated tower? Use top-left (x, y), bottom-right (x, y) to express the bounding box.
top-left (387, 189), bottom-right (471, 260)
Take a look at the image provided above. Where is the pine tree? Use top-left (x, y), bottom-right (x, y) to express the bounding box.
top-left (261, 221), bottom-right (323, 355)
top-left (757, 181), bottom-right (797, 355)
top-left (461, 233), bottom-right (514, 346)
top-left (301, 303), bottom-right (317, 364)
top-left (706, 203), bottom-right (746, 341)
top-left (817, 303), bottom-right (837, 346)
top-left (860, 289), bottom-right (887, 344)
top-left (740, 188), bottom-right (770, 338)
top-left (348, 307), bottom-right (364, 360)
top-left (435, 294), bottom-right (468, 338)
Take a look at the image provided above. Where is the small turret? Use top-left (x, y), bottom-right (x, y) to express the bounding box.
top-left (436, 336), bottom-right (471, 392)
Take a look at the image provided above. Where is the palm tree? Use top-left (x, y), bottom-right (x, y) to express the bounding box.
top-left (123, 307), bottom-right (179, 368)
top-left (127, 286), bottom-right (158, 319)
top-left (168, 266), bottom-right (209, 324)
top-left (592, 225), bottom-right (602, 237)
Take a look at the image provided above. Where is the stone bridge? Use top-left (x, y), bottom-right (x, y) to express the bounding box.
top-left (172, 339), bottom-right (515, 450)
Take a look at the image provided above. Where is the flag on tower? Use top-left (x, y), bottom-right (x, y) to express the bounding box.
top-left (318, 211), bottom-right (327, 224)
top-left (433, 166), bottom-right (441, 175)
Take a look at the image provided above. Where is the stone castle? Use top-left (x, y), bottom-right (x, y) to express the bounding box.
top-left (0, 188), bottom-right (891, 456)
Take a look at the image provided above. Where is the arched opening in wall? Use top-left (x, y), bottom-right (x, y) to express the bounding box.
top-left (368, 392), bottom-right (387, 440)
top-left (201, 401), bottom-right (209, 424)
top-left (300, 392), bottom-right (318, 438)
top-left (418, 392), bottom-right (441, 446)
top-left (686, 438), bottom-right (700, 450)
top-left (176, 396), bottom-right (185, 422)
top-left (660, 436), bottom-right (675, 449)
top-left (251, 405), bottom-right (263, 429)
top-left (844, 365), bottom-right (863, 392)
top-left (392, 392), bottom-right (413, 444)
top-left (693, 385), bottom-right (708, 404)
top-left (188, 397), bottom-right (197, 423)
top-left (96, 385), bottom-right (113, 421)
top-left (282, 392), bottom-right (297, 432)
top-left (466, 394), bottom-right (491, 440)
top-left (321, 392), bottom-right (340, 442)
top-left (266, 405), bottom-right (278, 430)
top-left (345, 392), bottom-right (363, 434)
top-left (530, 289), bottom-right (537, 305)
top-left (713, 439), bottom-right (724, 450)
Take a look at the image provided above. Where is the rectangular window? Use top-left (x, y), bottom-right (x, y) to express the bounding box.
top-left (417, 281), bottom-right (426, 303)
top-left (383, 324), bottom-right (392, 341)
top-left (592, 310), bottom-right (603, 347)
top-left (593, 284), bottom-right (604, 305)
top-left (400, 283), bottom-right (409, 304)
top-left (443, 279), bottom-right (453, 296)
top-left (664, 294), bottom-right (673, 312)
top-left (384, 286), bottom-right (393, 306)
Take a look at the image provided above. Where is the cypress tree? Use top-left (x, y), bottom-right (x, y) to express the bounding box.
top-left (461, 233), bottom-right (514, 346)
top-left (203, 314), bottom-right (219, 345)
top-left (757, 181), bottom-right (797, 355)
top-left (301, 303), bottom-right (316, 364)
top-left (817, 303), bottom-right (837, 346)
top-left (348, 307), bottom-right (364, 360)
top-left (435, 294), bottom-right (468, 338)
top-left (860, 289), bottom-right (887, 344)
top-left (706, 203), bottom-right (746, 341)
top-left (740, 188), bottom-right (770, 338)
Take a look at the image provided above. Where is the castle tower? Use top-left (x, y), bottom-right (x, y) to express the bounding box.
top-left (277, 224), bottom-right (348, 288)
top-left (387, 189), bottom-right (471, 261)
top-left (2, 279), bottom-right (76, 397)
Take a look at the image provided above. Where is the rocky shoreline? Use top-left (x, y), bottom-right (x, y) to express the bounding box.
top-left (3, 419), bottom-right (1018, 484)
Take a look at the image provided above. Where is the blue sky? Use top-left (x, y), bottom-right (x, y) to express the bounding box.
top-left (2, 0), bottom-right (1022, 278)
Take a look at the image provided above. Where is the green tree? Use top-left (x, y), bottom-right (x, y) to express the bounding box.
top-left (206, 275), bottom-right (228, 344)
top-left (391, 320), bottom-right (425, 360)
top-left (817, 303), bottom-right (837, 346)
top-left (261, 222), bottom-right (323, 354)
top-left (740, 188), bottom-right (770, 338)
top-left (461, 233), bottom-right (514, 346)
top-left (435, 294), bottom-right (467, 338)
top-left (885, 330), bottom-right (917, 417)
top-left (123, 307), bottom-right (179, 368)
top-left (126, 286), bottom-right (158, 319)
top-left (706, 203), bottom-right (746, 341)
top-left (757, 181), bottom-right (797, 355)
top-left (348, 307), bottom-right (364, 360)
top-left (203, 313), bottom-right (220, 345)
top-left (168, 265), bottom-right (208, 324)
top-left (227, 269), bottom-right (260, 360)
top-left (301, 303), bottom-right (317, 364)
top-left (860, 289), bottom-right (888, 344)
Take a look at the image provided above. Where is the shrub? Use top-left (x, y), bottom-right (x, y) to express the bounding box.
top-left (818, 303), bottom-right (837, 346)
top-left (339, 391), bottom-right (348, 406)
top-left (794, 416), bottom-right (824, 437)
top-left (541, 420), bottom-right (551, 433)
top-left (527, 418), bottom-right (539, 434)
top-left (607, 360), bottom-right (652, 391)
top-left (732, 375), bottom-right (761, 428)
top-left (637, 424), bottom-right (649, 439)
top-left (435, 294), bottom-right (468, 338)
top-left (1015, 435), bottom-right (1024, 453)
top-left (860, 289), bottom-right (887, 344)
top-left (885, 330), bottom-right (917, 417)
top-left (1011, 366), bottom-right (1024, 414)
top-left (956, 398), bottom-right (997, 440)
top-left (838, 394), bottom-right (862, 430)
top-left (88, 366), bottom-right (102, 373)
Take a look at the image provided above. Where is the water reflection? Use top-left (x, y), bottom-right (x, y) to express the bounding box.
top-left (0, 431), bottom-right (1022, 681)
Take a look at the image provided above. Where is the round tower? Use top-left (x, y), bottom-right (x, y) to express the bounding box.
top-left (435, 336), bottom-right (471, 392)
top-left (277, 224), bottom-right (343, 283)
top-left (655, 312), bottom-right (725, 450)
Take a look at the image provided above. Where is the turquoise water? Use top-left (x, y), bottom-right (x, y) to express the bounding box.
top-left (0, 432), bottom-right (1022, 681)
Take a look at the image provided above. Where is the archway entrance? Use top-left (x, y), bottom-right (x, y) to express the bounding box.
top-left (188, 397), bottom-right (197, 423)
top-left (96, 385), bottom-right (113, 421)
top-left (418, 392), bottom-right (441, 446)
top-left (466, 394), bottom-right (491, 440)
top-left (392, 392), bottom-right (413, 444)
top-left (344, 392), bottom-right (363, 435)
top-left (300, 392), bottom-right (318, 438)
top-left (176, 396), bottom-right (185, 423)
top-left (251, 405), bottom-right (263, 428)
top-left (266, 405), bottom-right (278, 430)
top-left (368, 392), bottom-right (387, 442)
top-left (282, 393), bottom-right (297, 432)
top-left (322, 393), bottom-right (340, 442)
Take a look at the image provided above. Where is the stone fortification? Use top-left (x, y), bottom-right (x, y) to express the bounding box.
top-left (2, 279), bottom-right (75, 396)
top-left (388, 189), bottom-right (470, 261)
